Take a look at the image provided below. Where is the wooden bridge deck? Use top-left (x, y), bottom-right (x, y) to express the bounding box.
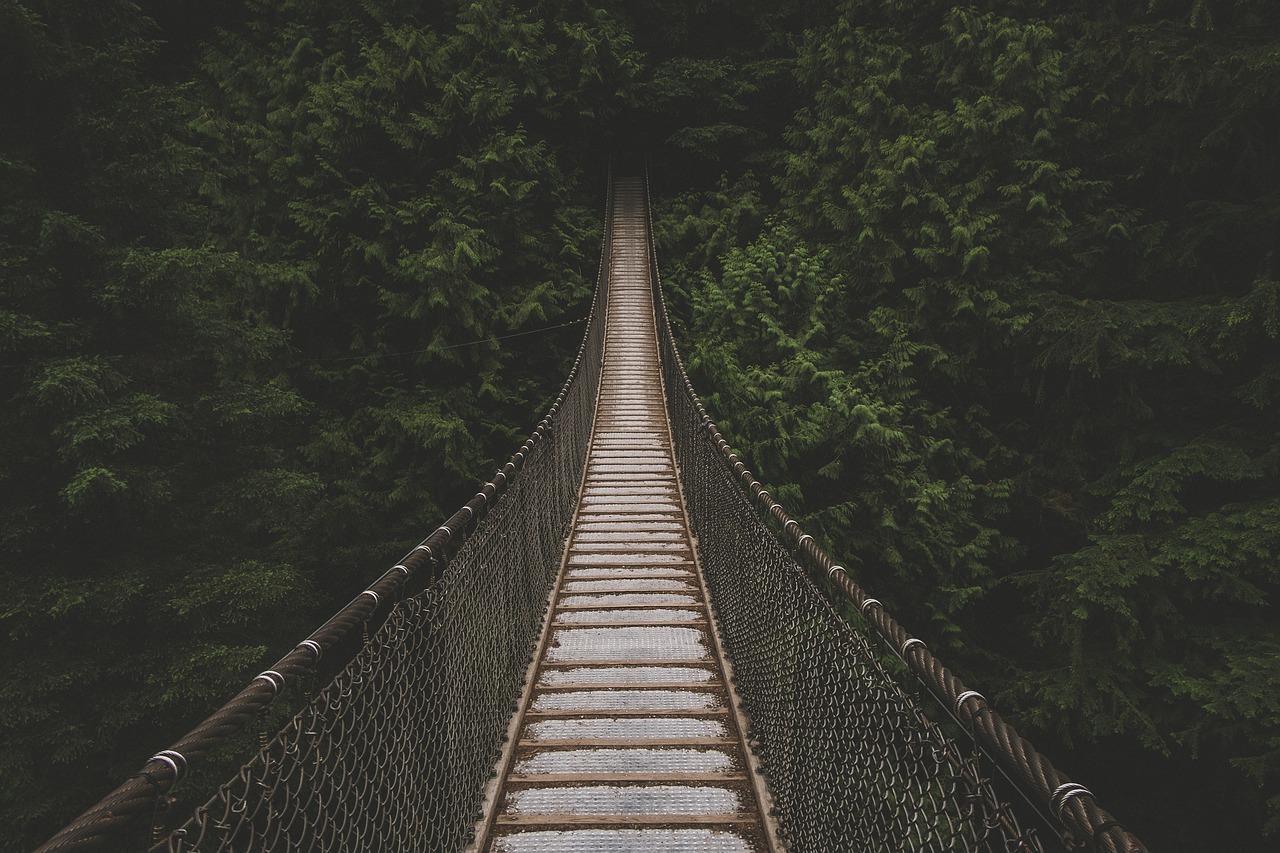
top-left (472, 178), bottom-right (780, 853)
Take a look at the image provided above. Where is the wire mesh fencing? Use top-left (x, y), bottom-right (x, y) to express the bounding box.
top-left (657, 341), bottom-right (1041, 852)
top-left (38, 182), bottom-right (614, 853)
top-left (164, 433), bottom-right (586, 852)
top-left (667, 386), bottom-right (1041, 851)
top-left (644, 172), bottom-right (1142, 852)
top-left (157, 285), bottom-right (607, 853)
top-left (39, 169), bottom-right (1144, 853)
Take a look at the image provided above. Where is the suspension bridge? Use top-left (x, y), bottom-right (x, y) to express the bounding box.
top-left (39, 176), bottom-right (1146, 852)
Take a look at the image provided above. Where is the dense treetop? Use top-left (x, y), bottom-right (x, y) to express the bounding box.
top-left (2, 1), bottom-right (1277, 849)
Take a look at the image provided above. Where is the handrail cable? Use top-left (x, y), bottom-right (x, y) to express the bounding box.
top-left (36, 166), bottom-right (617, 853)
top-left (37, 161), bottom-right (1149, 853)
top-left (640, 162), bottom-right (1147, 853)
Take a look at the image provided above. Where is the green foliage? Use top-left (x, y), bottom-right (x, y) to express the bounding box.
top-left (184, 0), bottom-right (645, 583)
top-left (1, 0), bottom-right (638, 848)
top-left (656, 1), bottom-right (1280, 846)
top-left (663, 187), bottom-right (1018, 648)
top-left (5, 0), bottom-right (1280, 849)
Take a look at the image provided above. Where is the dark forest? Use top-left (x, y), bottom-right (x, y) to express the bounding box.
top-left (2, 1), bottom-right (1278, 850)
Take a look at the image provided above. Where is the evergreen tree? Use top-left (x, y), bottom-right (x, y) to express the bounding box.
top-left (7, 1), bottom-right (1278, 849)
top-left (1, 1), bottom-right (640, 847)
top-left (1, 2), bottom-right (313, 845)
top-left (656, 1), bottom-right (1280, 846)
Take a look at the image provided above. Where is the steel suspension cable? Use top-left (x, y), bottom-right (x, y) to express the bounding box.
top-left (37, 170), bottom-right (617, 853)
top-left (640, 165), bottom-right (1147, 853)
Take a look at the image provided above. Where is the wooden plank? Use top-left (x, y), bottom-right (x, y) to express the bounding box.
top-left (554, 603), bottom-right (706, 612)
top-left (506, 773), bottom-right (750, 784)
top-left (479, 182), bottom-right (779, 852)
top-left (516, 738), bottom-right (738, 749)
top-left (495, 814), bottom-right (757, 827)
top-left (534, 680), bottom-right (721, 691)
top-left (550, 621), bottom-right (710, 630)
top-left (533, 657), bottom-right (716, 667)
top-left (523, 708), bottom-right (729, 718)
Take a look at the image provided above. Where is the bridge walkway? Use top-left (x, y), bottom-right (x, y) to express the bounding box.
top-left (472, 178), bottom-right (781, 853)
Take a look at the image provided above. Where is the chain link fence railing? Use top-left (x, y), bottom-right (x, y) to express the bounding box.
top-left (36, 177), bottom-right (615, 853)
top-left (161, 407), bottom-right (591, 853)
top-left (39, 168), bottom-right (1146, 853)
top-left (643, 171), bottom-right (1146, 853)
